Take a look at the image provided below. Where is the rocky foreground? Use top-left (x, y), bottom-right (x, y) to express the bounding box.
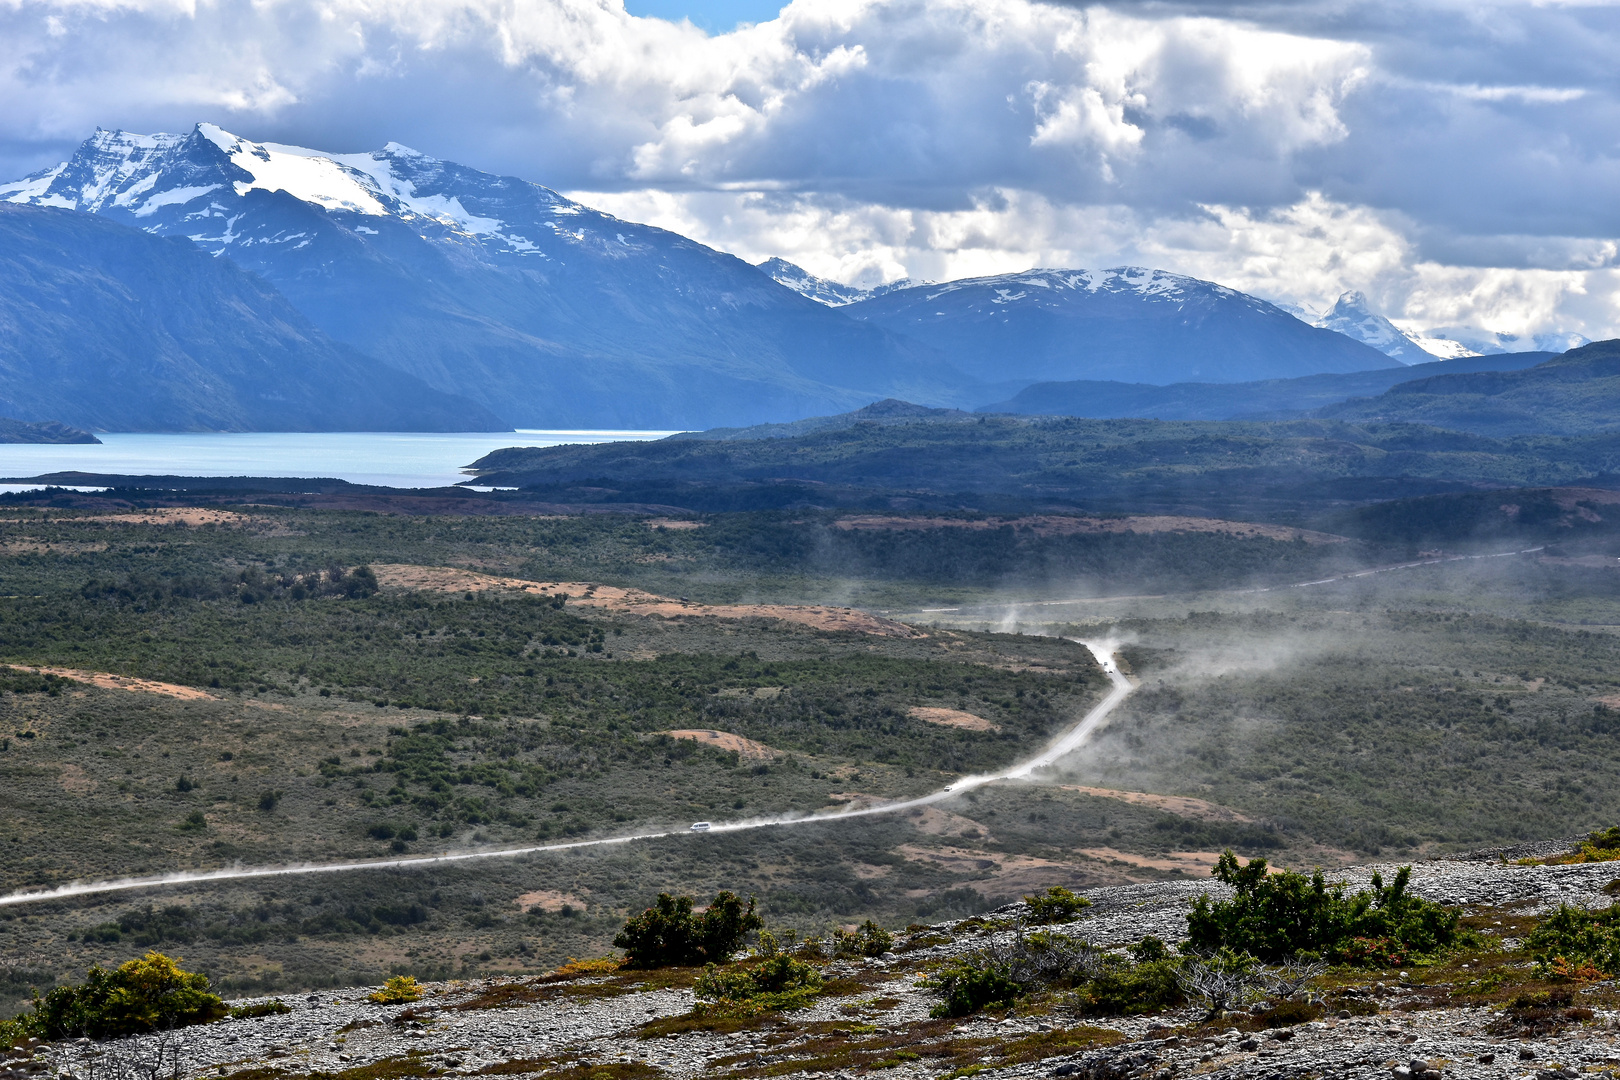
top-left (11, 846), bottom-right (1620, 1080)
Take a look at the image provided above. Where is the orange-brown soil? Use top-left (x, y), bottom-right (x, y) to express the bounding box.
top-left (370, 564), bottom-right (925, 637)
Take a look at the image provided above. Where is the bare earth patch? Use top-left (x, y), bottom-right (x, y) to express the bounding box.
top-left (657, 729), bottom-right (779, 760)
top-left (643, 518), bottom-right (706, 530)
top-left (898, 843), bottom-right (1165, 892)
top-left (908, 705), bottom-right (1000, 732)
top-left (514, 889), bottom-right (588, 912)
top-left (57, 763), bottom-right (93, 794)
top-left (4, 663), bottom-right (213, 700)
top-left (834, 513), bottom-right (1347, 544)
top-left (370, 563), bottom-right (925, 638)
top-left (1076, 846), bottom-right (1225, 875)
top-left (1056, 785), bottom-right (1254, 823)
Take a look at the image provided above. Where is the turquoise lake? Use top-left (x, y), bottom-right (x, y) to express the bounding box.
top-left (0, 430), bottom-right (677, 490)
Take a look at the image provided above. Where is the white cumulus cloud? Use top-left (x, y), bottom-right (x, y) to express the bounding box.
top-left (0, 0), bottom-right (1617, 342)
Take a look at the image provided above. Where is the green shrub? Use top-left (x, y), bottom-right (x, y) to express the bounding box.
top-left (694, 954), bottom-right (823, 1015)
top-left (1185, 850), bottom-right (1463, 964)
top-left (1024, 886), bottom-right (1091, 925)
top-left (1075, 956), bottom-right (1184, 1016)
top-left (832, 920), bottom-right (893, 958)
top-left (1525, 904), bottom-right (1620, 977)
top-left (228, 1000), bottom-right (292, 1019)
top-left (12, 952), bottom-right (224, 1040)
top-left (923, 929), bottom-right (1099, 1017)
top-left (614, 891), bottom-right (762, 968)
top-left (924, 959), bottom-right (1024, 1018)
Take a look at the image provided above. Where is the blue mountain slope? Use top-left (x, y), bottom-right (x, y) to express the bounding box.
top-left (983, 352), bottom-right (1556, 421)
top-left (1316, 339), bottom-right (1620, 436)
top-left (0, 203), bottom-right (504, 432)
top-left (845, 268), bottom-right (1400, 385)
top-left (2, 126), bottom-right (964, 429)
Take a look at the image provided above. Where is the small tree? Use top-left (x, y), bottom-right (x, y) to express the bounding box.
top-left (23, 952), bottom-right (224, 1039)
top-left (369, 976), bottom-right (423, 1004)
top-left (614, 891), bottom-right (762, 968)
top-left (1024, 886), bottom-right (1092, 925)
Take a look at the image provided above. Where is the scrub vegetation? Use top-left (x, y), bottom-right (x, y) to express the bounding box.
top-left (7, 495), bottom-right (1620, 1022)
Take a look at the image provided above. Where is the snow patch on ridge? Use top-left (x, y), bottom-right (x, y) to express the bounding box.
top-left (0, 164), bottom-right (68, 203)
top-left (197, 124), bottom-right (389, 216)
top-left (133, 185), bottom-right (221, 218)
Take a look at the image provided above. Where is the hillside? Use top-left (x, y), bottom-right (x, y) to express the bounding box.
top-left (0, 204), bottom-right (505, 432)
top-left (462, 409), bottom-right (1620, 517)
top-left (1, 126), bottom-right (966, 429)
top-left (844, 268), bottom-right (1398, 385)
top-left (1318, 338), bottom-right (1620, 435)
top-left (980, 351), bottom-right (1553, 421)
top-left (0, 418), bottom-right (99, 443)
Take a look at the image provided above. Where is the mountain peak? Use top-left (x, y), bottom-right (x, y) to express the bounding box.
top-left (1316, 290), bottom-right (1431, 363)
top-left (757, 257), bottom-right (917, 306)
top-left (847, 266), bottom-right (1400, 385)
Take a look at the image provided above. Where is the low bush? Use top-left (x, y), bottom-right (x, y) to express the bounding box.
top-left (5, 952), bottom-right (225, 1040)
top-left (924, 958), bottom-right (1025, 1018)
top-left (1548, 827), bottom-right (1620, 865)
top-left (694, 954), bottom-right (823, 1016)
top-left (1075, 940), bottom-right (1183, 1016)
top-left (1487, 987), bottom-right (1595, 1037)
top-left (924, 929), bottom-right (1102, 1017)
top-left (832, 920), bottom-right (893, 959)
top-left (1525, 903), bottom-right (1620, 977)
top-left (368, 976), bottom-right (424, 1004)
top-left (1185, 850), bottom-right (1464, 964)
top-left (614, 891), bottom-right (762, 969)
top-left (1024, 886), bottom-right (1091, 925)
top-left (228, 1000), bottom-right (292, 1019)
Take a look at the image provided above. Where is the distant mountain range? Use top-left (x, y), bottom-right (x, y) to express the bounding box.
top-left (1, 126), bottom-right (956, 430)
top-left (764, 261), bottom-right (1592, 368)
top-left (0, 203), bottom-right (503, 432)
top-left (800, 266), bottom-right (1399, 385)
top-left (0, 124), bottom-right (1588, 432)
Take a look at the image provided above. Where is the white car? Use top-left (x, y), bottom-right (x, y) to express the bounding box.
top-left (690, 821), bottom-right (712, 832)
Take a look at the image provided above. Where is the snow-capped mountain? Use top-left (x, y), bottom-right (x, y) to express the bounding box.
top-left (1313, 291), bottom-right (1431, 364)
top-left (2, 125), bottom-right (960, 429)
top-left (1412, 325), bottom-right (1590, 358)
top-left (845, 268), bottom-right (1399, 385)
top-left (756, 258), bottom-right (916, 307)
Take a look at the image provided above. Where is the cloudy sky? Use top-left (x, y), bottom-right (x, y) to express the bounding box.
top-left (2, 0), bottom-right (1616, 344)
